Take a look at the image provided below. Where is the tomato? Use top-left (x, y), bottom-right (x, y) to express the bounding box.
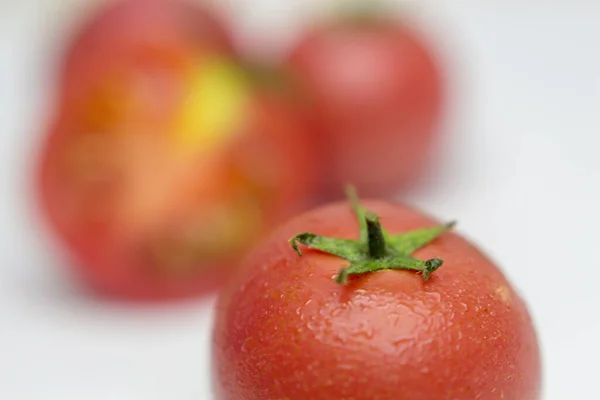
top-left (285, 11), bottom-right (444, 198)
top-left (58, 0), bottom-right (236, 102)
top-left (36, 1), bottom-right (316, 300)
top-left (38, 74), bottom-right (315, 301)
top-left (212, 190), bottom-right (541, 400)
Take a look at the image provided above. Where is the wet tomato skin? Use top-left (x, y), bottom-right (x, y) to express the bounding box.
top-left (212, 200), bottom-right (541, 400)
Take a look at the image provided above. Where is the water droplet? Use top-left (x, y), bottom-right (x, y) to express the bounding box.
top-left (427, 292), bottom-right (441, 302)
top-left (392, 336), bottom-right (413, 345)
top-left (307, 321), bottom-right (318, 332)
top-left (387, 312), bottom-right (400, 327)
top-left (241, 337), bottom-right (253, 353)
top-left (338, 364), bottom-right (354, 371)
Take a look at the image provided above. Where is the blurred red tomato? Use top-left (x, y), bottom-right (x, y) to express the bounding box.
top-left (286, 12), bottom-right (444, 199)
top-left (36, 0), bottom-right (315, 301)
top-left (59, 0), bottom-right (236, 102)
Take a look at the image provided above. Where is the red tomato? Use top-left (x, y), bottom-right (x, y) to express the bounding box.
top-left (38, 80), bottom-right (315, 301)
top-left (212, 194), bottom-right (541, 400)
top-left (286, 13), bottom-right (444, 198)
top-left (59, 0), bottom-right (236, 102)
top-left (36, 1), bottom-right (315, 300)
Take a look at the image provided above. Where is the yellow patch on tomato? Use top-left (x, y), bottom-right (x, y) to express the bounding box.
top-left (173, 56), bottom-right (250, 154)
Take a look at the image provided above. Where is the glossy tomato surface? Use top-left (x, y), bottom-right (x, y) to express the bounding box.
top-left (36, 0), bottom-right (315, 300)
top-left (286, 16), bottom-right (444, 198)
top-left (212, 200), bottom-right (541, 400)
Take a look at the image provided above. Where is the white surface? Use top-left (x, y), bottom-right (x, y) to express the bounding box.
top-left (1, 1), bottom-right (599, 399)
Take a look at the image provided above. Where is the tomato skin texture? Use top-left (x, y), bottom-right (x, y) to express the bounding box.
top-left (212, 200), bottom-right (541, 400)
top-left (286, 21), bottom-right (443, 199)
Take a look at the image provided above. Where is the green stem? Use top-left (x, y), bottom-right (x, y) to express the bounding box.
top-left (365, 212), bottom-right (386, 258)
top-left (345, 184), bottom-right (367, 243)
top-left (334, 0), bottom-right (387, 27)
top-left (289, 186), bottom-right (455, 284)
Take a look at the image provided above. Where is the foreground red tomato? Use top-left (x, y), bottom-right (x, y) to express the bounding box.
top-left (212, 190), bottom-right (541, 399)
top-left (36, 1), bottom-right (315, 300)
top-left (286, 11), bottom-right (444, 198)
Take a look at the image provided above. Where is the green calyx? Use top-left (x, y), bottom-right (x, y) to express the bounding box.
top-left (289, 186), bottom-right (455, 284)
top-left (333, 0), bottom-right (384, 24)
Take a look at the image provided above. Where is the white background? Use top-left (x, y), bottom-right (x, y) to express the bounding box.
top-left (1, 1), bottom-right (599, 399)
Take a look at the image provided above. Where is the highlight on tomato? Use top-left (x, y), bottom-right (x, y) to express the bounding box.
top-left (212, 187), bottom-right (541, 400)
top-left (285, 2), bottom-right (445, 199)
top-left (35, 0), bottom-right (316, 301)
